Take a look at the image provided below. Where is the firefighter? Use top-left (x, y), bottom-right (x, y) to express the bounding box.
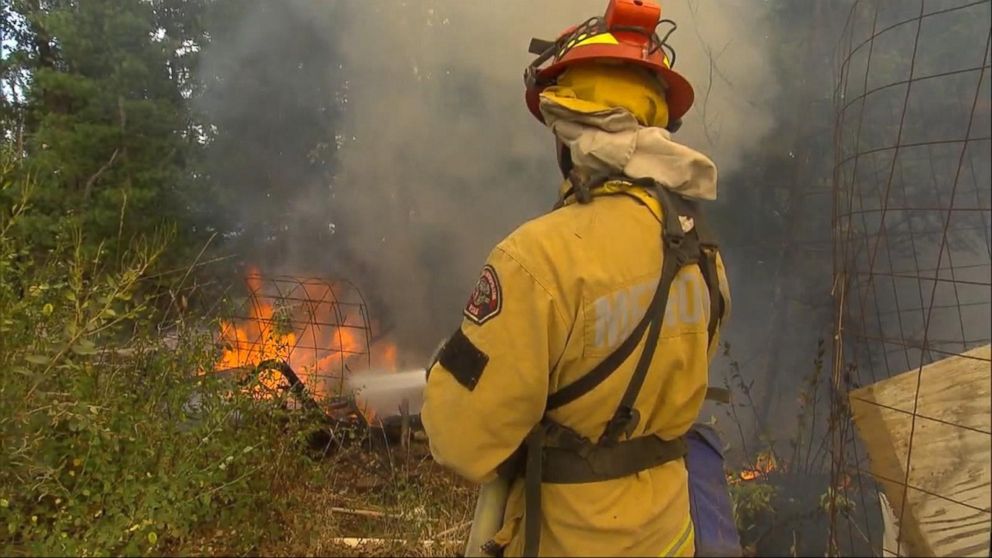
top-left (422, 1), bottom-right (731, 556)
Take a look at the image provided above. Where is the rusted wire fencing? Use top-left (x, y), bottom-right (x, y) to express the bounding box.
top-left (830, 0), bottom-right (991, 555)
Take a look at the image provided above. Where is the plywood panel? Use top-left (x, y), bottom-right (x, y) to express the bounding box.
top-left (852, 344), bottom-right (991, 431)
top-left (850, 344), bottom-right (991, 557)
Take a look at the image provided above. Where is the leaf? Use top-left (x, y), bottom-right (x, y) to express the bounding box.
top-left (71, 339), bottom-right (98, 356)
top-left (148, 531), bottom-right (158, 545)
top-left (25, 354), bottom-right (50, 365)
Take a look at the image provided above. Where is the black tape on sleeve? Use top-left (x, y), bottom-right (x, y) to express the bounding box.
top-left (438, 328), bottom-right (490, 391)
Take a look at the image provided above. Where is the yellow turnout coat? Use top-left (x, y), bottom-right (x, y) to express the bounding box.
top-left (422, 181), bottom-right (731, 557)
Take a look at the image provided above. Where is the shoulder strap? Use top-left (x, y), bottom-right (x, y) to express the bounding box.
top-left (599, 187), bottom-right (702, 444)
top-left (519, 182), bottom-right (725, 557)
top-left (545, 245), bottom-right (673, 410)
top-left (599, 231), bottom-right (694, 444)
top-left (547, 181), bottom-right (720, 413)
top-left (686, 204), bottom-right (725, 344)
top-left (697, 246), bottom-right (723, 344)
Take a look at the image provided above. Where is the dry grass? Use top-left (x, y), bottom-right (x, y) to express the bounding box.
top-left (257, 437), bottom-right (476, 557)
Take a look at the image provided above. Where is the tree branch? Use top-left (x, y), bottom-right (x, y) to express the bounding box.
top-left (82, 148), bottom-right (119, 202)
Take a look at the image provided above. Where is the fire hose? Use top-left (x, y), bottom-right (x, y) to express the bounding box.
top-left (464, 477), bottom-right (511, 557)
top-left (346, 368), bottom-right (509, 555)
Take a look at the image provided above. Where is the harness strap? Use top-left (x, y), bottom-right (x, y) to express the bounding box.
top-left (697, 247), bottom-right (723, 347)
top-left (671, 186), bottom-right (723, 347)
top-left (553, 169), bottom-right (613, 209)
top-left (600, 190), bottom-right (703, 448)
top-left (542, 421), bottom-right (687, 483)
top-left (546, 244), bottom-right (671, 411)
top-left (520, 420), bottom-right (687, 557)
top-left (517, 178), bottom-right (725, 557)
top-left (523, 425), bottom-right (544, 558)
top-left (547, 183), bottom-right (722, 413)
top-left (599, 244), bottom-right (684, 445)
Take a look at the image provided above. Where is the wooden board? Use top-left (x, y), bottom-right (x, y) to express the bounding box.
top-left (849, 344), bottom-right (991, 557)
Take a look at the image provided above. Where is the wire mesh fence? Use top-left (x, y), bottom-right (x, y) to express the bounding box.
top-left (214, 271), bottom-right (374, 401)
top-left (830, 0), bottom-right (991, 555)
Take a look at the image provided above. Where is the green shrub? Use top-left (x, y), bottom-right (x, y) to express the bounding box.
top-left (728, 479), bottom-right (778, 550)
top-left (0, 154), bottom-right (320, 556)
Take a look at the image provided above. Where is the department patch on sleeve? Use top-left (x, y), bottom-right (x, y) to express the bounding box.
top-left (463, 264), bottom-right (502, 325)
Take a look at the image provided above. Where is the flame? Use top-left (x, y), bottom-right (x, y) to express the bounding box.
top-left (214, 268), bottom-right (366, 401)
top-left (738, 451), bottom-right (778, 482)
top-left (370, 340), bottom-right (398, 372)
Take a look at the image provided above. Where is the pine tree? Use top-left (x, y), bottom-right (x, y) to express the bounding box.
top-left (9, 0), bottom-right (208, 255)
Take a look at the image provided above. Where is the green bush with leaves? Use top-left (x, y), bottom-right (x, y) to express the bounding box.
top-left (728, 480), bottom-right (778, 550)
top-left (0, 156), bottom-right (319, 556)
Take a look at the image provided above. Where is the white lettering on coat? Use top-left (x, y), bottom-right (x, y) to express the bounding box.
top-left (592, 271), bottom-right (709, 350)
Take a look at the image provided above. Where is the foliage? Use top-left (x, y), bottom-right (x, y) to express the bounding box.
top-left (0, 155), bottom-right (320, 556)
top-left (719, 340), bottom-right (843, 556)
top-left (3, 0), bottom-right (210, 263)
top-left (788, 339), bottom-right (827, 474)
top-left (728, 480), bottom-right (778, 548)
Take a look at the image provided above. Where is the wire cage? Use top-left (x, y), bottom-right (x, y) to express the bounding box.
top-left (831, 0), bottom-right (991, 556)
top-left (215, 272), bottom-right (374, 402)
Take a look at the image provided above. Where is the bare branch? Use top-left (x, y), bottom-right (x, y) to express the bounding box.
top-left (82, 148), bottom-right (119, 202)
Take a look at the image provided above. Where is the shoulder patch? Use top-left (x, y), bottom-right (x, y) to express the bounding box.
top-left (438, 328), bottom-right (489, 391)
top-left (463, 264), bottom-right (502, 325)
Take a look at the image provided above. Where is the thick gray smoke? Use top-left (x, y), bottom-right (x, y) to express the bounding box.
top-left (324, 1), bottom-right (780, 364)
top-left (197, 1), bottom-right (843, 432)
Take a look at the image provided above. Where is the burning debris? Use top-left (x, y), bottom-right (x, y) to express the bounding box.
top-left (215, 268), bottom-right (374, 395)
top-left (737, 451), bottom-right (779, 483)
top-left (208, 269), bottom-right (418, 450)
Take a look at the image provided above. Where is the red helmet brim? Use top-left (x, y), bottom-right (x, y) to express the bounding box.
top-left (525, 43), bottom-right (694, 127)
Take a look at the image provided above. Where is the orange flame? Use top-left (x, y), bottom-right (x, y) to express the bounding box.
top-left (371, 340), bottom-right (398, 372)
top-left (214, 268), bottom-right (366, 400)
top-left (738, 451), bottom-right (778, 482)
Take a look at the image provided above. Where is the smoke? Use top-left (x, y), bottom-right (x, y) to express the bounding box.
top-left (196, 1), bottom-right (826, 387)
top-left (193, 0), bottom-right (841, 443)
top-left (321, 0), bottom-right (780, 361)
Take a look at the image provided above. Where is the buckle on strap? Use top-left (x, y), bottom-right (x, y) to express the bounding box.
top-left (599, 406), bottom-right (640, 446)
top-left (543, 421), bottom-right (593, 458)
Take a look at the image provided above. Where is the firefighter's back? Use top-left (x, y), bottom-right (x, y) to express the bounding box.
top-left (491, 184), bottom-right (725, 556)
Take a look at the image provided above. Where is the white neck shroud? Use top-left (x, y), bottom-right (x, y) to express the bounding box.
top-left (540, 96), bottom-right (719, 201)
